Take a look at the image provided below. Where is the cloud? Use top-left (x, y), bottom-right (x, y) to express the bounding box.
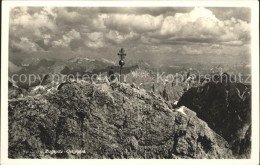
top-left (67, 7), bottom-right (192, 17)
top-left (105, 30), bottom-right (139, 44)
top-left (52, 29), bottom-right (81, 48)
top-left (209, 7), bottom-right (251, 23)
top-left (55, 8), bottom-right (106, 32)
top-left (189, 7), bottom-right (219, 21)
top-left (221, 40), bottom-right (243, 46)
top-left (85, 32), bottom-right (106, 48)
top-left (69, 39), bottom-right (85, 50)
top-left (104, 14), bottom-right (163, 33)
top-left (10, 37), bottom-right (43, 53)
top-left (9, 7), bottom-right (58, 53)
top-left (8, 7), bottom-right (251, 64)
top-left (140, 36), bottom-right (160, 44)
top-left (157, 7), bottom-right (250, 46)
top-left (10, 7), bottom-right (57, 38)
top-left (160, 7), bottom-right (218, 35)
top-left (175, 45), bottom-right (203, 55)
top-left (35, 34), bottom-right (52, 51)
top-left (55, 8), bottom-right (83, 24)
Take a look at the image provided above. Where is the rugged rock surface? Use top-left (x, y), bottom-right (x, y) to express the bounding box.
top-left (9, 81), bottom-right (233, 159)
top-left (177, 79), bottom-right (251, 158)
top-left (8, 79), bottom-right (27, 99)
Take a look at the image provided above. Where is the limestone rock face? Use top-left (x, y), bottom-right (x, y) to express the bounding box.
top-left (9, 81), bottom-right (233, 158)
top-left (177, 81), bottom-right (251, 158)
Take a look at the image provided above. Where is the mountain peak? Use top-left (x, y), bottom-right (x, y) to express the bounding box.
top-left (9, 81), bottom-right (233, 158)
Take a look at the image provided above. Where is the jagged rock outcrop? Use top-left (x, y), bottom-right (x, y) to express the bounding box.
top-left (177, 79), bottom-right (251, 158)
top-left (8, 78), bottom-right (27, 99)
top-left (9, 81), bottom-right (233, 158)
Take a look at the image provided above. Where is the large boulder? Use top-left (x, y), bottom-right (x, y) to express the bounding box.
top-left (9, 81), bottom-right (233, 158)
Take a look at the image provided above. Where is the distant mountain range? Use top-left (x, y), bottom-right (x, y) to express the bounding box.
top-left (8, 56), bottom-right (251, 91)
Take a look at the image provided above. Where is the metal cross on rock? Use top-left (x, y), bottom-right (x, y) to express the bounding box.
top-left (117, 48), bottom-right (127, 82)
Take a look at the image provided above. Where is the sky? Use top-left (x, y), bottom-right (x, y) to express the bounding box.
top-left (9, 7), bottom-right (251, 65)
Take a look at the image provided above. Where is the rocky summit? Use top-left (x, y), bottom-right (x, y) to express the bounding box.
top-left (9, 81), bottom-right (233, 159)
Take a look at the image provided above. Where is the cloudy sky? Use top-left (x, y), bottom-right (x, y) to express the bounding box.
top-left (9, 7), bottom-right (251, 65)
